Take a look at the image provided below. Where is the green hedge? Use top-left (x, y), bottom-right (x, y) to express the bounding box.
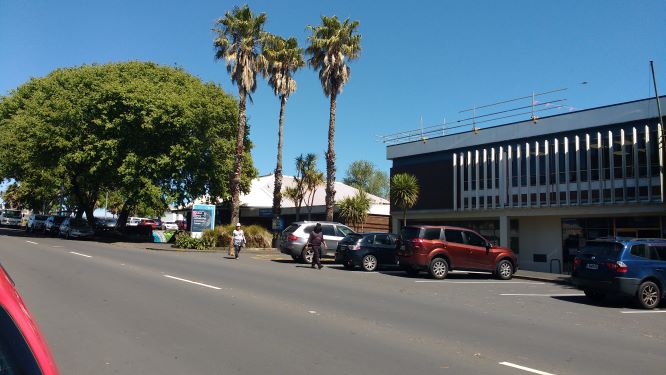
top-left (174, 231), bottom-right (215, 250)
top-left (202, 224), bottom-right (272, 248)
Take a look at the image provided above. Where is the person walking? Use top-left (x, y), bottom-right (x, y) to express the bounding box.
top-left (232, 223), bottom-right (246, 259)
top-left (306, 223), bottom-right (326, 270)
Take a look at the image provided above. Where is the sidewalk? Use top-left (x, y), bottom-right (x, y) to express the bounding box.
top-left (514, 269), bottom-right (572, 285)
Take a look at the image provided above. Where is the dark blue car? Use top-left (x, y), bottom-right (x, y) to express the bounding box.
top-left (571, 238), bottom-right (666, 309)
top-left (335, 233), bottom-right (398, 272)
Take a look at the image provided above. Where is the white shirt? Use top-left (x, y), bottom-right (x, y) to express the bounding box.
top-left (233, 229), bottom-right (245, 246)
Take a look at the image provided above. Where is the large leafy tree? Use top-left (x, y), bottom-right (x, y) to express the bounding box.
top-left (0, 61), bottom-right (254, 226)
top-left (343, 160), bottom-right (389, 199)
top-left (260, 33), bottom-right (305, 228)
top-left (214, 5), bottom-right (267, 226)
top-left (390, 173), bottom-right (419, 228)
top-left (306, 15), bottom-right (361, 221)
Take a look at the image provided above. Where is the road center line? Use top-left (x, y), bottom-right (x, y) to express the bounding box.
top-left (25, 240), bottom-right (39, 245)
top-left (416, 281), bottom-right (544, 284)
top-left (69, 251), bottom-right (92, 258)
top-left (499, 361), bottom-right (556, 375)
top-left (500, 293), bottom-right (584, 297)
top-left (164, 275), bottom-right (221, 290)
top-left (620, 310), bottom-right (666, 314)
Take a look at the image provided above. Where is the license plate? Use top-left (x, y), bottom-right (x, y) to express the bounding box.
top-left (586, 263), bottom-right (599, 270)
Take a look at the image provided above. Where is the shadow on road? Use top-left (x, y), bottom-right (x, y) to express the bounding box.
top-left (551, 295), bottom-right (641, 309)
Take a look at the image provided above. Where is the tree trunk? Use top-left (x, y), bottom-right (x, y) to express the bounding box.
top-left (230, 89), bottom-right (247, 226)
top-left (403, 207), bottom-right (407, 228)
top-left (325, 92), bottom-right (337, 221)
top-left (272, 95), bottom-right (287, 229)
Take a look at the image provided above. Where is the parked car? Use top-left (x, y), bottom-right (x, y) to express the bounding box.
top-left (397, 225), bottom-right (518, 280)
top-left (571, 238), bottom-right (666, 309)
top-left (127, 217), bottom-right (143, 226)
top-left (161, 221), bottom-right (178, 230)
top-left (175, 220), bottom-right (188, 231)
top-left (0, 263), bottom-right (60, 374)
top-left (335, 232), bottom-right (399, 271)
top-left (0, 209), bottom-right (22, 227)
top-left (26, 214), bottom-right (49, 233)
top-left (94, 217), bottom-right (117, 231)
top-left (279, 221), bottom-right (356, 263)
top-left (44, 215), bottom-right (67, 236)
top-left (140, 219), bottom-right (158, 229)
top-left (58, 218), bottom-right (94, 239)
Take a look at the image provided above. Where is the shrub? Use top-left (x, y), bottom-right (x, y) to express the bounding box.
top-left (175, 231), bottom-right (214, 250)
top-left (207, 224), bottom-right (273, 248)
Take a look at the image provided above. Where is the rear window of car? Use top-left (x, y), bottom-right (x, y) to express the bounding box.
top-left (0, 306), bottom-right (42, 375)
top-left (579, 242), bottom-right (624, 259)
top-left (283, 224), bottom-right (299, 234)
top-left (422, 228), bottom-right (441, 240)
top-left (401, 227), bottom-right (422, 240)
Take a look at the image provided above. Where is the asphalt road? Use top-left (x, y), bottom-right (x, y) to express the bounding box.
top-left (1, 228), bottom-right (665, 375)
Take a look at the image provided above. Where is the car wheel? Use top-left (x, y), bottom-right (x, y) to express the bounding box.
top-left (361, 254), bottom-right (378, 272)
top-left (584, 289), bottom-right (606, 302)
top-left (301, 247), bottom-right (314, 264)
top-left (495, 259), bottom-right (514, 280)
top-left (429, 257), bottom-right (449, 280)
top-left (636, 281), bottom-right (661, 309)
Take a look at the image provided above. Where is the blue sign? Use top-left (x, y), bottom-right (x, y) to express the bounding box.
top-left (191, 204), bottom-right (216, 234)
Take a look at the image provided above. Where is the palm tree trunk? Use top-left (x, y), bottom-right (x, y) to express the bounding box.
top-left (272, 95), bottom-right (287, 227)
top-left (325, 92), bottom-right (337, 221)
top-left (403, 207), bottom-right (407, 228)
top-left (230, 89), bottom-right (247, 226)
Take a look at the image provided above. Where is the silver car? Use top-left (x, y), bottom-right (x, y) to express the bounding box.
top-left (279, 221), bottom-right (355, 264)
top-left (59, 218), bottom-right (94, 239)
top-left (26, 214), bottom-right (49, 233)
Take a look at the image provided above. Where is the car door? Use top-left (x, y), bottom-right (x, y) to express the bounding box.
top-left (374, 234), bottom-right (397, 264)
top-left (648, 245), bottom-right (666, 288)
top-left (463, 230), bottom-right (495, 270)
top-left (321, 224), bottom-right (338, 256)
top-left (443, 229), bottom-right (470, 269)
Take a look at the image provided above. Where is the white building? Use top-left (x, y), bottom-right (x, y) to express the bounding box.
top-left (387, 96), bottom-right (666, 273)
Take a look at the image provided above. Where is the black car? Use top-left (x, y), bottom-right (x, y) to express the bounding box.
top-left (335, 233), bottom-right (398, 272)
top-left (44, 215), bottom-right (67, 236)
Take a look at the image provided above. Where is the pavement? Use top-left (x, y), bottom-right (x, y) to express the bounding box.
top-left (126, 241), bottom-right (573, 285)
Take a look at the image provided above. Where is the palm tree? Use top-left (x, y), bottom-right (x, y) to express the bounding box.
top-left (260, 34), bottom-right (305, 228)
top-left (306, 15), bottom-right (361, 221)
top-left (339, 190), bottom-right (370, 231)
top-left (390, 173), bottom-right (419, 228)
top-left (213, 5), bottom-right (267, 225)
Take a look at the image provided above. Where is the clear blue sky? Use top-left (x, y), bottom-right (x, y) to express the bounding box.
top-left (1, 0), bottom-right (665, 179)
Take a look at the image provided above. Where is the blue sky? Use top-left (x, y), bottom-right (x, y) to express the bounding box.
top-left (1, 0), bottom-right (665, 180)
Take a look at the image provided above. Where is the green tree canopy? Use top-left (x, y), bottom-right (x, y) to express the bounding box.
top-left (343, 160), bottom-right (389, 199)
top-left (390, 173), bottom-right (419, 228)
top-left (0, 61), bottom-right (256, 226)
top-left (338, 190), bottom-right (370, 231)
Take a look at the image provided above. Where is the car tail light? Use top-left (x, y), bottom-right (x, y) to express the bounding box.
top-left (287, 234), bottom-right (298, 241)
top-left (606, 261), bottom-right (628, 273)
top-left (573, 257), bottom-right (582, 270)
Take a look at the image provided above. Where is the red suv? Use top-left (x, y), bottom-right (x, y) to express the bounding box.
top-left (397, 225), bottom-right (518, 280)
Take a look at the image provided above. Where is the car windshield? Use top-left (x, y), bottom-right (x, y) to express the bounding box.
top-left (579, 242), bottom-right (624, 259)
top-left (35, 215), bottom-right (48, 220)
top-left (400, 227), bottom-right (422, 240)
top-left (53, 216), bottom-right (66, 224)
top-left (70, 219), bottom-right (89, 227)
top-left (3, 211), bottom-right (20, 218)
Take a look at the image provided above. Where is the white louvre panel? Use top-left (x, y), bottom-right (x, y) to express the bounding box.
top-left (620, 129), bottom-right (627, 201)
top-left (586, 134), bottom-right (592, 204)
top-left (483, 149), bottom-right (488, 208)
top-left (575, 136), bottom-right (581, 205)
top-left (554, 139), bottom-right (560, 205)
top-left (535, 141), bottom-right (540, 208)
top-left (633, 127), bottom-right (639, 202)
top-left (608, 130), bottom-right (615, 203)
top-left (491, 148), bottom-right (496, 209)
top-left (517, 145), bottom-right (522, 207)
top-left (545, 140), bottom-right (550, 206)
top-left (646, 125), bottom-right (652, 201)
top-left (525, 142), bottom-right (531, 207)
top-left (453, 153), bottom-right (457, 211)
top-left (475, 150), bottom-right (480, 210)
top-left (564, 137), bottom-right (570, 205)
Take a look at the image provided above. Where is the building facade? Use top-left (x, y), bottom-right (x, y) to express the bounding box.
top-left (387, 97), bottom-right (666, 273)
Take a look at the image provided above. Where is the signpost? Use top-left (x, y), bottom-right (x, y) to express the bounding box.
top-left (191, 204), bottom-right (215, 238)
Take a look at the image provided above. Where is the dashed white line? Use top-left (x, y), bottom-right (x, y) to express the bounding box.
top-left (164, 275), bottom-right (221, 290)
top-left (620, 310), bottom-right (666, 314)
top-left (415, 281), bottom-right (545, 284)
top-left (52, 245), bottom-right (63, 248)
top-left (25, 240), bottom-right (39, 245)
top-left (499, 361), bottom-right (556, 375)
top-left (69, 251), bottom-right (92, 258)
top-left (500, 293), bottom-right (584, 297)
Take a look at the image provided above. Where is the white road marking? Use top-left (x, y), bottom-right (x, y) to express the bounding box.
top-left (69, 251), bottom-right (92, 258)
top-left (25, 240), bottom-right (39, 245)
top-left (500, 293), bottom-right (584, 297)
top-left (52, 245), bottom-right (63, 248)
top-left (499, 361), bottom-right (556, 375)
top-left (308, 310), bottom-right (317, 314)
top-left (415, 281), bottom-right (544, 284)
top-left (620, 310), bottom-right (666, 314)
top-left (163, 275), bottom-right (221, 290)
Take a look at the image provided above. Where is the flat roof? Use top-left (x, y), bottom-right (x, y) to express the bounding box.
top-left (387, 96), bottom-right (664, 160)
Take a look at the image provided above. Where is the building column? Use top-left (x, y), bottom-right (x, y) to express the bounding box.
top-left (499, 214), bottom-right (509, 248)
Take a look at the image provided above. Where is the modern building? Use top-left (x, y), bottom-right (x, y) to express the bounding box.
top-left (387, 96), bottom-right (666, 273)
